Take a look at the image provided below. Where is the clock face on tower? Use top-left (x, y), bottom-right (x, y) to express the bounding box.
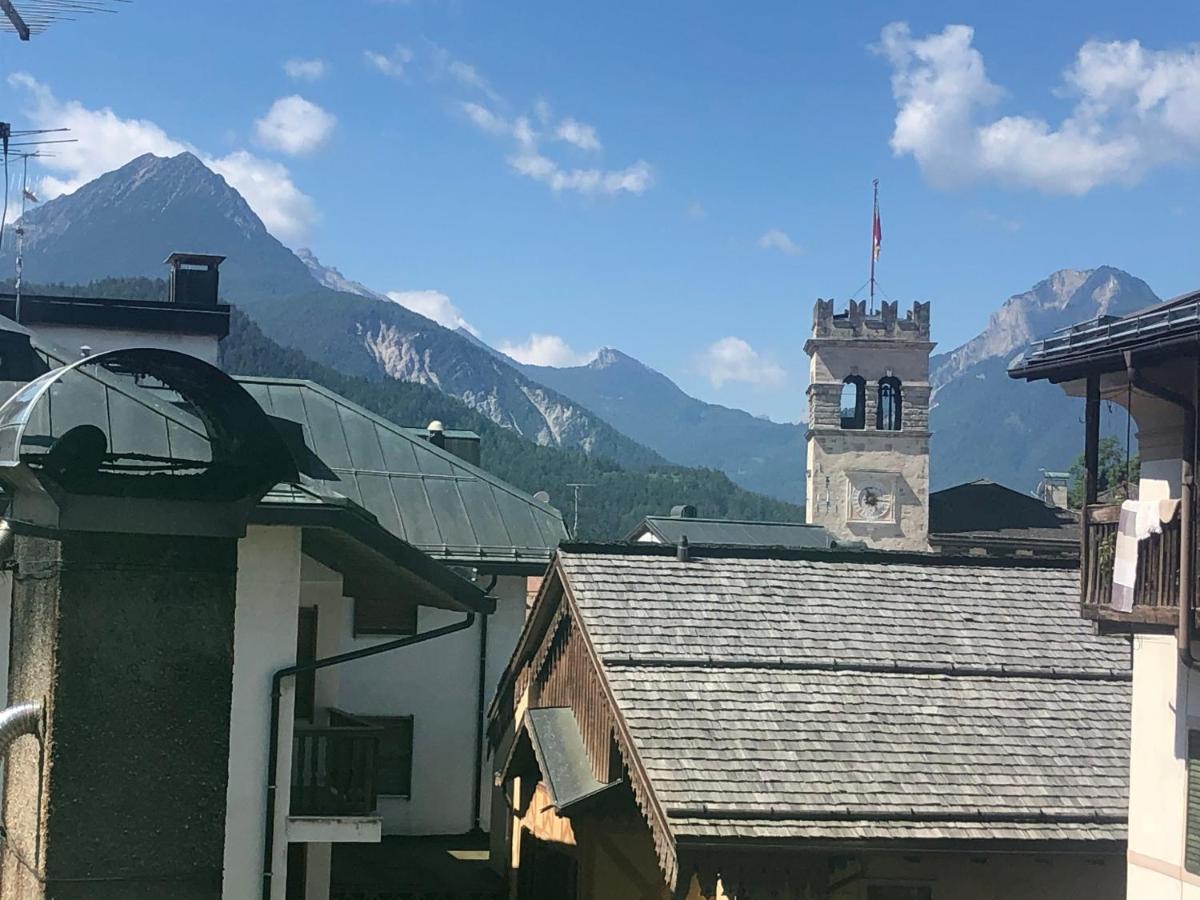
top-left (847, 473), bottom-right (898, 524)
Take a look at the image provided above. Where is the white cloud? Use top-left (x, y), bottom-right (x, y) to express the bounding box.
top-left (877, 23), bottom-right (1200, 193)
top-left (498, 334), bottom-right (596, 368)
top-left (447, 61), bottom-right (652, 197)
top-left (8, 73), bottom-right (318, 243)
top-left (208, 151), bottom-right (318, 244)
top-left (554, 118), bottom-right (602, 152)
top-left (758, 228), bottom-right (804, 257)
top-left (459, 101), bottom-right (509, 135)
top-left (283, 58), bottom-right (328, 82)
top-left (695, 337), bottom-right (786, 388)
top-left (254, 95), bottom-right (336, 156)
top-left (385, 289), bottom-right (479, 336)
top-left (365, 45), bottom-right (413, 78)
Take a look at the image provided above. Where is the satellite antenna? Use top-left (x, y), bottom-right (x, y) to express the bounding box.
top-left (0, 122), bottom-right (75, 321)
top-left (0, 0), bottom-right (132, 41)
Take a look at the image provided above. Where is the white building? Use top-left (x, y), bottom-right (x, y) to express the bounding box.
top-left (0, 260), bottom-right (566, 900)
top-left (1010, 290), bottom-right (1200, 899)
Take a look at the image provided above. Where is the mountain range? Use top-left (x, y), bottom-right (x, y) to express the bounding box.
top-left (0, 150), bottom-right (1164, 509)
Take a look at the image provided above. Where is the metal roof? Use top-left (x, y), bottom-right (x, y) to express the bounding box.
top-left (629, 515), bottom-right (833, 549)
top-left (1010, 289), bottom-right (1200, 380)
top-left (237, 377), bottom-right (567, 570)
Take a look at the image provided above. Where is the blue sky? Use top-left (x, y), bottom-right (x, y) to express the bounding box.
top-left (2, 0), bottom-right (1200, 422)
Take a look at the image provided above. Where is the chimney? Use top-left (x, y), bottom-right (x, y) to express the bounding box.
top-left (670, 504), bottom-right (697, 519)
top-left (165, 252), bottom-right (225, 307)
top-left (420, 421), bottom-right (482, 467)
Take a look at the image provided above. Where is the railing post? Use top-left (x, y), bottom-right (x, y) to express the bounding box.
top-left (1082, 373), bottom-right (1101, 603)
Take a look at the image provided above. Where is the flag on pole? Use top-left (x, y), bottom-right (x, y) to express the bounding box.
top-left (871, 183), bottom-right (882, 262)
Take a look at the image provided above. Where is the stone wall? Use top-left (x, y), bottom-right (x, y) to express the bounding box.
top-left (2, 532), bottom-right (237, 900)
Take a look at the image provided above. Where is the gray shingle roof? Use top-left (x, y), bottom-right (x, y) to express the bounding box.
top-left (630, 516), bottom-right (834, 549)
top-left (238, 377), bottom-right (567, 569)
top-left (558, 549), bottom-right (1130, 844)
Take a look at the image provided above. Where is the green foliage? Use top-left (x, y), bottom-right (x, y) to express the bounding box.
top-left (1068, 436), bottom-right (1140, 508)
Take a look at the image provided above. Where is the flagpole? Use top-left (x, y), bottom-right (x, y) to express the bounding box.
top-left (15, 154), bottom-right (27, 324)
top-left (869, 178), bottom-right (879, 315)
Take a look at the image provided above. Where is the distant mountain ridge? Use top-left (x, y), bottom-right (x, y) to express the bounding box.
top-left (1, 152), bottom-right (667, 470)
top-left (929, 266), bottom-right (1157, 490)
top-left (0, 151), bottom-right (1167, 502)
top-left (514, 348), bottom-right (808, 504)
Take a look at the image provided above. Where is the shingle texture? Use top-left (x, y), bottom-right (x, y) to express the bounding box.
top-left (558, 550), bottom-right (1130, 844)
top-left (239, 378), bottom-right (566, 566)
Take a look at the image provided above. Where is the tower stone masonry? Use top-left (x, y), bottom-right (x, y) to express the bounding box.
top-left (804, 298), bottom-right (934, 551)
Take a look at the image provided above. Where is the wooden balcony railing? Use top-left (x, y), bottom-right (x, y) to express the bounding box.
top-left (1082, 502), bottom-right (1182, 625)
top-left (291, 714), bottom-right (383, 817)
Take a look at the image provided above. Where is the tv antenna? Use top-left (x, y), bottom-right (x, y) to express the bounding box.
top-left (11, 149), bottom-right (51, 323)
top-left (565, 483), bottom-right (594, 539)
top-left (0, 0), bottom-right (132, 41)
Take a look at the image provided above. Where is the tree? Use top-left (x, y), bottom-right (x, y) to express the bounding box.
top-left (1068, 436), bottom-right (1140, 508)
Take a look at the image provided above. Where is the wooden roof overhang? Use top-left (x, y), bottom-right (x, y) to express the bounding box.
top-left (488, 553), bottom-right (681, 890)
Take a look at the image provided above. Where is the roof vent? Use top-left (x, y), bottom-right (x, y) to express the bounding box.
top-left (533, 490), bottom-right (551, 504)
top-left (676, 535), bottom-right (690, 562)
top-left (670, 504), bottom-right (697, 519)
top-left (165, 252), bottom-right (225, 307)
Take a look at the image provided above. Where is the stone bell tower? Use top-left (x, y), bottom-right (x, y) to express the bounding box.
top-left (804, 298), bottom-right (934, 551)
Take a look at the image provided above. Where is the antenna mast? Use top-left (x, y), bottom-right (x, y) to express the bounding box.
top-left (565, 483), bottom-right (594, 539)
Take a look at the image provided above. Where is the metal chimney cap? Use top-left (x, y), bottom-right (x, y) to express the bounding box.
top-left (670, 504), bottom-right (698, 519)
top-left (427, 420), bottom-right (445, 434)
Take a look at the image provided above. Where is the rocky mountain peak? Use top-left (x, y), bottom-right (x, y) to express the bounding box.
top-left (932, 266), bottom-right (1158, 389)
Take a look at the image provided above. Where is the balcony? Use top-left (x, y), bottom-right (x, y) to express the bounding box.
top-left (1082, 502), bottom-right (1182, 626)
top-left (291, 710), bottom-right (383, 817)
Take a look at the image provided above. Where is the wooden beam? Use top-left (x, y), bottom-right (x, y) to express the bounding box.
top-left (1085, 372), bottom-right (1100, 506)
top-left (0, 1), bottom-right (29, 40)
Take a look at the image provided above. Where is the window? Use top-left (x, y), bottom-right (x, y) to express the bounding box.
top-left (353, 595), bottom-right (418, 636)
top-left (867, 886), bottom-right (931, 900)
top-left (1188, 731), bottom-right (1200, 873)
top-left (294, 606), bottom-right (318, 721)
top-left (361, 715), bottom-right (415, 797)
top-left (840, 375), bottom-right (866, 429)
top-left (877, 376), bottom-right (903, 431)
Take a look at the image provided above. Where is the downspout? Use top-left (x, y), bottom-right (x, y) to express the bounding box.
top-left (1125, 352), bottom-right (1199, 669)
top-left (1184, 357), bottom-right (1199, 669)
top-left (261, 611), bottom-right (477, 900)
top-left (471, 575), bottom-right (498, 832)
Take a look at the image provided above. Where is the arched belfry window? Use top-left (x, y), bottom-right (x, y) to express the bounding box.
top-left (877, 376), bottom-right (902, 431)
top-left (840, 376), bottom-right (866, 430)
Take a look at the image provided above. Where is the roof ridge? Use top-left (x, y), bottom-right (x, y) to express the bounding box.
top-left (600, 655), bottom-right (1130, 682)
top-left (560, 542), bottom-right (1079, 570)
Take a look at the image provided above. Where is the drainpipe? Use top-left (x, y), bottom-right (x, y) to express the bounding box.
top-left (472, 575), bottom-right (498, 832)
top-left (261, 611), bottom-right (477, 900)
top-left (1125, 352), bottom-right (1199, 670)
top-left (1184, 358), bottom-right (1199, 669)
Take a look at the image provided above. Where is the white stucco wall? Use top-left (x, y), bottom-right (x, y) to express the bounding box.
top-left (32, 323), bottom-right (219, 365)
top-left (334, 573), bottom-right (528, 836)
top-left (223, 525), bottom-right (303, 900)
top-left (1126, 632), bottom-right (1200, 898)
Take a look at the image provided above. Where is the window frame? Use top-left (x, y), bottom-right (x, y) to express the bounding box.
top-left (840, 375), bottom-right (866, 430)
top-left (876, 376), bottom-right (903, 431)
top-left (352, 595), bottom-right (419, 637)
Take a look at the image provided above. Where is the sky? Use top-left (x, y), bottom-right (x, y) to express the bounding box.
top-left (2, 0), bottom-right (1200, 422)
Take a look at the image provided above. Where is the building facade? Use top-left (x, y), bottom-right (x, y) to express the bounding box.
top-left (1009, 290), bottom-right (1200, 899)
top-left (804, 299), bottom-right (933, 551)
top-left (489, 543), bottom-right (1128, 900)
